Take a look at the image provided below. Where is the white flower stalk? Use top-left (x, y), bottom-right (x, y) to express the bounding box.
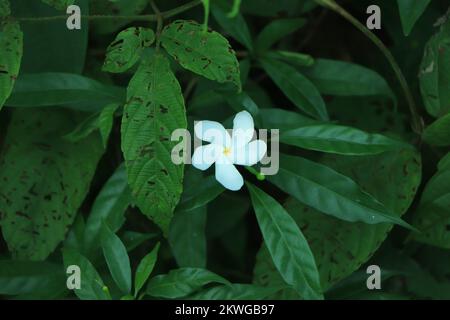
top-left (192, 111), bottom-right (267, 191)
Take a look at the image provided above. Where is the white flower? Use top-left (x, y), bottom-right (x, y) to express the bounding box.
top-left (192, 111), bottom-right (267, 191)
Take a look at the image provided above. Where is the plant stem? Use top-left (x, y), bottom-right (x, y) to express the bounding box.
top-left (150, 0), bottom-right (163, 49)
top-left (13, 0), bottom-right (202, 23)
top-left (314, 0), bottom-right (424, 134)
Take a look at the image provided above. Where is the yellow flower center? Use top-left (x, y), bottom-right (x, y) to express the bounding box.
top-left (223, 147), bottom-right (232, 157)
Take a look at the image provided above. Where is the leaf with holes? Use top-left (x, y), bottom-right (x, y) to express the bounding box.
top-left (0, 21), bottom-right (23, 111)
top-left (103, 27), bottom-right (155, 73)
top-left (161, 20), bottom-right (241, 90)
top-left (0, 109), bottom-right (103, 260)
top-left (121, 53), bottom-right (186, 234)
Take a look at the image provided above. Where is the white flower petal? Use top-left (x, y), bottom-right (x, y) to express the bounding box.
top-left (215, 157), bottom-right (244, 191)
top-left (192, 144), bottom-right (221, 171)
top-left (232, 140), bottom-right (267, 166)
top-left (194, 120), bottom-right (231, 147)
top-left (232, 111), bottom-right (254, 147)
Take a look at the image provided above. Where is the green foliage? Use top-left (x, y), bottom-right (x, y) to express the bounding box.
top-left (0, 21), bottom-right (23, 111)
top-left (397, 0), bottom-right (432, 36)
top-left (0, 109), bottom-right (103, 260)
top-left (0, 0), bottom-right (449, 302)
top-left (121, 53), bottom-right (187, 234)
top-left (103, 27), bottom-right (155, 73)
top-left (161, 20), bottom-right (241, 90)
top-left (247, 183), bottom-right (323, 299)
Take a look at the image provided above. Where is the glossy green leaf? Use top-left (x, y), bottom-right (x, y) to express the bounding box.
top-left (169, 206), bottom-right (207, 268)
top-left (101, 222), bottom-right (132, 294)
top-left (146, 268), bottom-right (229, 299)
top-left (259, 108), bottom-right (317, 130)
top-left (423, 113), bottom-right (450, 146)
top-left (0, 109), bottom-right (103, 260)
top-left (161, 20), bottom-right (241, 90)
top-left (6, 73), bottom-right (125, 109)
top-left (134, 242), bottom-right (160, 297)
top-left (256, 149), bottom-right (422, 292)
top-left (121, 53), bottom-right (187, 234)
top-left (191, 284), bottom-right (284, 300)
top-left (419, 18), bottom-right (450, 118)
top-left (84, 164), bottom-right (131, 254)
top-left (247, 183), bottom-right (323, 300)
top-left (211, 0), bottom-right (253, 50)
top-left (103, 27), bottom-right (155, 73)
top-left (302, 59), bottom-right (395, 101)
top-left (268, 154), bottom-right (414, 229)
top-left (256, 18), bottom-right (306, 51)
top-left (266, 51), bottom-right (314, 68)
top-left (63, 248), bottom-right (111, 300)
top-left (0, 21), bottom-right (23, 111)
top-left (63, 112), bottom-right (100, 143)
top-left (260, 58), bottom-right (328, 120)
top-left (280, 123), bottom-right (412, 155)
top-left (397, 0), bottom-right (432, 36)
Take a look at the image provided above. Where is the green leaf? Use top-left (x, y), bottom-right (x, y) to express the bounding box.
top-left (260, 58), bottom-right (328, 120)
top-left (256, 18), bottom-right (306, 52)
top-left (268, 154), bottom-right (415, 229)
top-left (266, 50), bottom-right (314, 68)
top-left (397, 0), bottom-right (432, 36)
top-left (103, 27), bottom-right (155, 73)
top-left (98, 103), bottom-right (120, 147)
top-left (63, 248), bottom-right (111, 300)
top-left (146, 268), bottom-right (229, 299)
top-left (0, 0), bottom-right (10, 17)
top-left (84, 164), bottom-right (131, 254)
top-left (176, 168), bottom-right (224, 212)
top-left (121, 53), bottom-right (186, 234)
top-left (0, 21), bottom-right (23, 111)
top-left (423, 112), bottom-right (450, 146)
top-left (11, 0), bottom-right (88, 74)
top-left (122, 231), bottom-right (158, 253)
top-left (101, 222), bottom-right (132, 294)
top-left (191, 284), bottom-right (284, 300)
top-left (247, 183), bottom-right (323, 300)
top-left (134, 242), bottom-right (160, 297)
top-left (211, 1), bottom-right (253, 51)
top-left (0, 260), bottom-right (66, 297)
top-left (0, 109), bottom-right (103, 260)
top-left (63, 112), bottom-right (100, 143)
top-left (256, 149), bottom-right (422, 292)
top-left (280, 124), bottom-right (412, 155)
top-left (169, 206), bottom-right (207, 268)
top-left (259, 108), bottom-right (317, 130)
top-left (419, 18), bottom-right (450, 118)
top-left (161, 20), bottom-right (241, 90)
top-left (41, 0), bottom-right (74, 10)
top-left (412, 152), bottom-right (450, 248)
top-left (6, 73), bottom-right (125, 110)
top-left (301, 59), bottom-right (395, 101)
